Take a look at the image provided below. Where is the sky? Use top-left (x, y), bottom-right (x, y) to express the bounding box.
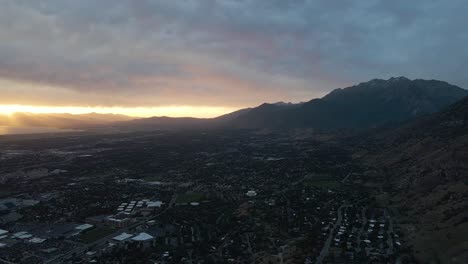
top-left (0, 0), bottom-right (467, 117)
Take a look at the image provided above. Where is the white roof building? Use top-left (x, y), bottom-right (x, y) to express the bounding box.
top-left (112, 233), bottom-right (133, 241)
top-left (29, 237), bottom-right (46, 244)
top-left (246, 190), bottom-right (257, 197)
top-left (75, 224), bottom-right (94, 231)
top-left (13, 231), bottom-right (32, 239)
top-left (147, 201), bottom-right (164, 208)
top-left (131, 232), bottom-right (154, 241)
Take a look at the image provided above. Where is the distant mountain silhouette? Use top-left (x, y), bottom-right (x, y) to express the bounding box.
top-left (110, 77), bottom-right (468, 131)
top-left (111, 116), bottom-right (211, 130)
top-left (225, 77), bottom-right (468, 129)
top-left (0, 113), bottom-right (134, 129)
top-left (215, 102), bottom-right (300, 128)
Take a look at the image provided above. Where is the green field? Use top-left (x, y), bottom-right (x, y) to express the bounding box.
top-left (79, 227), bottom-right (115, 244)
top-left (176, 192), bottom-right (205, 204)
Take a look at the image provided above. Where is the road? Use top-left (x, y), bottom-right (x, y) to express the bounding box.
top-left (341, 171), bottom-right (353, 183)
top-left (45, 193), bottom-right (178, 264)
top-left (385, 208), bottom-right (394, 256)
top-left (316, 205), bottom-right (347, 264)
top-left (356, 206), bottom-right (367, 253)
top-left (0, 258), bottom-right (17, 264)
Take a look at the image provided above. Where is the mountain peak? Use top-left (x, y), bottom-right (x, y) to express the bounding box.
top-left (227, 77), bottom-right (468, 129)
top-left (388, 76), bottom-right (410, 82)
top-left (111, 77), bottom-right (468, 131)
top-left (272, 101), bottom-right (290, 106)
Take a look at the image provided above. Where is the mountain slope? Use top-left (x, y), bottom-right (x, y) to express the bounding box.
top-left (111, 116), bottom-right (212, 130)
top-left (228, 77), bottom-right (468, 129)
top-left (109, 77), bottom-right (468, 131)
top-left (216, 102), bottom-right (301, 128)
top-left (359, 96), bottom-right (468, 263)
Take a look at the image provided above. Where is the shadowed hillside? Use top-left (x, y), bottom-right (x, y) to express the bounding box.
top-left (115, 77), bottom-right (468, 131)
top-left (359, 96), bottom-right (468, 263)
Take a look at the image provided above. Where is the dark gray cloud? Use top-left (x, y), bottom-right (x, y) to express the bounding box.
top-left (0, 0), bottom-right (467, 107)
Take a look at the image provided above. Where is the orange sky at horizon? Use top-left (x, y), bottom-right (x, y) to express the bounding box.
top-left (0, 66), bottom-right (311, 119)
top-left (0, 104), bottom-right (240, 118)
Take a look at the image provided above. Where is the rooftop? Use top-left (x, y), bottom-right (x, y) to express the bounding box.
top-left (132, 232), bottom-right (154, 241)
top-left (112, 232), bottom-right (133, 241)
top-left (75, 224), bottom-right (94, 231)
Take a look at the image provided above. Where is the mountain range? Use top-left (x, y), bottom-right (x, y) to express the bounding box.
top-left (112, 77), bottom-right (468, 131)
top-left (1, 77), bottom-right (467, 133)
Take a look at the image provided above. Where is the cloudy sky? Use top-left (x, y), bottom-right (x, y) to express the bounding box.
top-left (0, 0), bottom-right (467, 117)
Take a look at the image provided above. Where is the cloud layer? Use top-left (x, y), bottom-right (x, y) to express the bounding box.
top-left (0, 0), bottom-right (467, 108)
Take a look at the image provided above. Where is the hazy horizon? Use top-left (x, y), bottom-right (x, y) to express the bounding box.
top-left (1, 0), bottom-right (468, 117)
top-left (0, 104), bottom-right (241, 118)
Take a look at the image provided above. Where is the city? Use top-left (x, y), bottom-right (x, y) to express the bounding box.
top-left (0, 130), bottom-right (411, 263)
top-left (0, 1), bottom-right (467, 263)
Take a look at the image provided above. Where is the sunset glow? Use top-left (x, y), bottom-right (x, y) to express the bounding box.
top-left (0, 104), bottom-right (238, 118)
top-left (0, 0), bottom-right (466, 120)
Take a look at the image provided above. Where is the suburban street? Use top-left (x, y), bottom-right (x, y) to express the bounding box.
top-left (316, 205), bottom-right (347, 264)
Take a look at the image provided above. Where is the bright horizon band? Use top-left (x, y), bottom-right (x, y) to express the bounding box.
top-left (0, 104), bottom-right (240, 118)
